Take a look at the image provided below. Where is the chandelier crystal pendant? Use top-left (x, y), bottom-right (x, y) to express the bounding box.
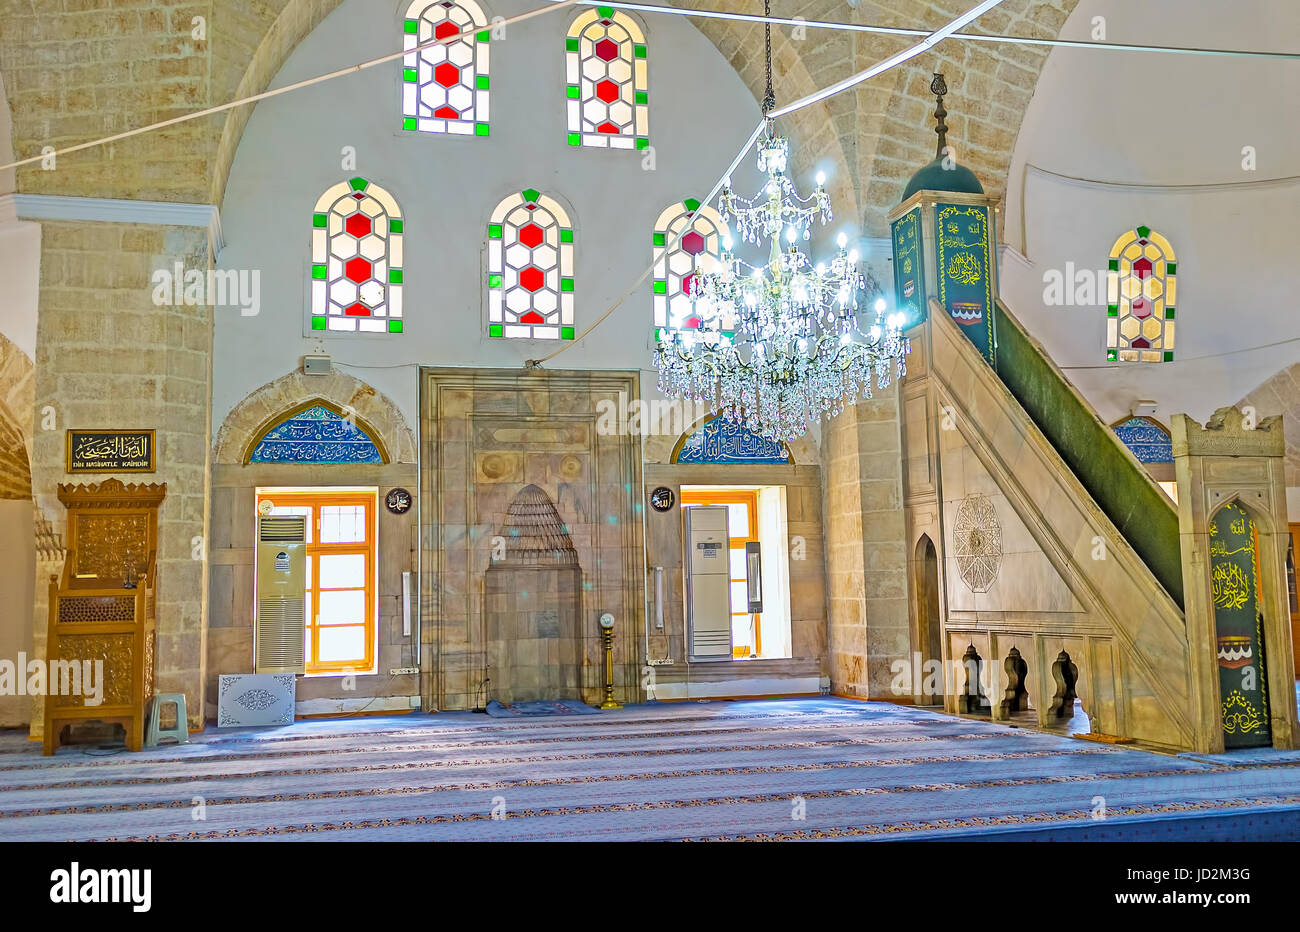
top-left (652, 125), bottom-right (909, 441)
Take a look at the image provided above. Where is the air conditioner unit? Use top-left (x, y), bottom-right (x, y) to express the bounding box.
top-left (255, 514), bottom-right (306, 674)
top-left (684, 505), bottom-right (732, 661)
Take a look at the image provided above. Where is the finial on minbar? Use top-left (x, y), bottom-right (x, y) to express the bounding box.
top-left (931, 72), bottom-right (949, 161)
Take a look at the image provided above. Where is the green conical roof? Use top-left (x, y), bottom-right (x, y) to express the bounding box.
top-left (901, 158), bottom-right (984, 201)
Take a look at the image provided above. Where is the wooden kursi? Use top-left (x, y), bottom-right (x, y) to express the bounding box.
top-left (45, 480), bottom-right (164, 754)
top-left (256, 490), bottom-right (377, 675)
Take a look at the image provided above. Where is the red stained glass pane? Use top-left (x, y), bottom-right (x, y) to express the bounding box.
top-left (519, 267), bottom-right (545, 292)
top-left (434, 62), bottom-right (460, 88)
top-left (344, 213), bottom-right (372, 238)
top-left (344, 303), bottom-right (370, 317)
top-left (518, 223), bottom-right (544, 248)
top-left (681, 231), bottom-right (705, 255)
top-left (434, 20), bottom-right (460, 40)
top-left (345, 257), bottom-right (372, 283)
top-left (595, 80), bottom-right (619, 103)
top-left (594, 39), bottom-right (619, 61)
top-left (1134, 257), bottom-right (1152, 278)
top-left (596, 121), bottom-right (620, 134)
top-left (434, 105), bottom-right (459, 119)
top-left (684, 316), bottom-right (700, 328)
top-left (520, 311), bottom-right (545, 324)
top-left (1131, 337), bottom-right (1150, 348)
top-left (1132, 299), bottom-right (1149, 318)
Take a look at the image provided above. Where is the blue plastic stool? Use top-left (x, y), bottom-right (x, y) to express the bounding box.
top-left (145, 693), bottom-right (189, 748)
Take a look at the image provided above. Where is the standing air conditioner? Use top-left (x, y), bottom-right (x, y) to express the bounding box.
top-left (255, 515), bottom-right (306, 674)
top-left (684, 505), bottom-right (732, 660)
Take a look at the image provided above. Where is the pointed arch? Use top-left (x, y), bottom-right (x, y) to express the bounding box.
top-left (243, 399), bottom-right (387, 464)
top-left (671, 412), bottom-right (793, 465)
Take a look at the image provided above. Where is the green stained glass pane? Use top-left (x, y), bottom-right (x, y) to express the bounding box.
top-left (476, 74), bottom-right (489, 89)
top-left (311, 316), bottom-right (327, 331)
top-left (566, 85), bottom-right (580, 99)
top-left (636, 137), bottom-right (649, 150)
top-left (561, 326), bottom-right (574, 340)
top-left (404, 19), bottom-right (418, 34)
top-left (1108, 258), bottom-right (1119, 271)
top-left (1163, 351), bottom-right (1174, 362)
top-left (653, 281), bottom-right (667, 294)
top-left (389, 219), bottom-right (403, 234)
top-left (312, 264), bottom-right (327, 280)
top-left (1167, 262), bottom-right (1177, 275)
top-left (404, 67), bottom-right (417, 82)
top-left (635, 90), bottom-right (648, 105)
top-left (349, 177), bottom-right (368, 192)
top-left (489, 324), bottom-right (503, 338)
top-left (597, 6), bottom-right (614, 17)
top-left (634, 44), bottom-right (646, 58)
top-left (476, 30), bottom-right (490, 42)
top-left (566, 37), bottom-right (579, 52)
top-left (389, 269), bottom-right (403, 284)
top-left (388, 319), bottom-right (403, 333)
top-left (1106, 350), bottom-right (1117, 361)
top-left (313, 213), bottom-right (327, 228)
top-left (652, 232), bottom-right (665, 246)
top-left (522, 188), bottom-right (541, 204)
top-left (567, 133), bottom-right (581, 146)
top-left (489, 224), bottom-right (503, 239)
top-left (1137, 225), bottom-right (1151, 238)
top-left (560, 229), bottom-right (573, 243)
top-left (1165, 307), bottom-right (1176, 319)
top-left (402, 117), bottom-right (417, 131)
top-left (488, 274), bottom-right (503, 288)
top-left (1107, 305), bottom-right (1118, 317)
top-left (475, 123), bottom-right (490, 136)
top-left (561, 278), bottom-right (574, 292)
top-left (683, 198), bottom-right (700, 211)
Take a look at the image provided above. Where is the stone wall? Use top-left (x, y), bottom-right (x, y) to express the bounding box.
top-left (27, 219), bottom-right (213, 734)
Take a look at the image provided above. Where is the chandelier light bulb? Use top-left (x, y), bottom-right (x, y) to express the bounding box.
top-left (874, 297), bottom-right (886, 313)
top-left (848, 249), bottom-right (859, 264)
top-left (836, 232), bottom-right (848, 250)
top-left (816, 171), bottom-right (826, 186)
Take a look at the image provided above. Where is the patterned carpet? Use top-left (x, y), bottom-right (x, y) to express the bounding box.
top-left (4, 698), bottom-right (1300, 841)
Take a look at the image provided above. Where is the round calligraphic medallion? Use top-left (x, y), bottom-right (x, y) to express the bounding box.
top-left (953, 493), bottom-right (1002, 593)
top-left (385, 488), bottom-right (413, 515)
top-left (649, 487), bottom-right (675, 512)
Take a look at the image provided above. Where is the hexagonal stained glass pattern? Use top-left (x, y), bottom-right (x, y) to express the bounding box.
top-left (402, 0), bottom-right (490, 137)
top-left (311, 177), bottom-right (405, 334)
top-left (487, 189), bottom-right (574, 340)
top-left (1106, 226), bottom-right (1176, 363)
top-left (565, 8), bottom-right (647, 150)
top-left (652, 199), bottom-right (731, 334)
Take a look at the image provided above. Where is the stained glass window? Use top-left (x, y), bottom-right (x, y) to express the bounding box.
top-left (249, 405), bottom-right (385, 463)
top-left (652, 199), bottom-right (731, 337)
top-left (1107, 226), bottom-right (1176, 363)
top-left (311, 178), bottom-right (404, 334)
top-left (402, 0), bottom-right (490, 136)
top-left (565, 8), bottom-right (648, 150)
top-left (487, 188), bottom-right (574, 340)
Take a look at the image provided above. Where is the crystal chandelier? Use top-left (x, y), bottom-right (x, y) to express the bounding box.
top-left (652, 1), bottom-right (907, 442)
top-left (653, 126), bottom-right (908, 440)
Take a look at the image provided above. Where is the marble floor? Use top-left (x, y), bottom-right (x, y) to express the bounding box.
top-left (3, 697), bottom-right (1300, 841)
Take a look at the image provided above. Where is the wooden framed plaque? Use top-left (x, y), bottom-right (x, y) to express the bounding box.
top-left (66, 429), bottom-right (156, 473)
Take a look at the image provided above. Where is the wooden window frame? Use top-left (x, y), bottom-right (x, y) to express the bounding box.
top-left (255, 489), bottom-right (377, 675)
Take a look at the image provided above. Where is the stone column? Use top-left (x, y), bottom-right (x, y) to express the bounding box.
top-left (1172, 406), bottom-right (1299, 752)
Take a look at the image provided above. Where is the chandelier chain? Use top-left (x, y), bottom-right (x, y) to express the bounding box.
top-left (762, 0), bottom-right (776, 115)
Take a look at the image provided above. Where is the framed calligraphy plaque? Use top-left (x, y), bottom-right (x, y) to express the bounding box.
top-left (66, 429), bottom-right (156, 473)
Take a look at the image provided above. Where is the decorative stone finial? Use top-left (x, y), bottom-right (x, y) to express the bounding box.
top-left (931, 72), bottom-right (949, 161)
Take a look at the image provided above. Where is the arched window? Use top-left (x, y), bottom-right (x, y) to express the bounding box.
top-left (311, 178), bottom-right (404, 334)
top-left (565, 8), bottom-right (648, 150)
top-left (1107, 225), bottom-right (1176, 363)
top-left (487, 188), bottom-right (574, 340)
top-left (402, 0), bottom-right (490, 136)
top-left (652, 199), bottom-right (731, 336)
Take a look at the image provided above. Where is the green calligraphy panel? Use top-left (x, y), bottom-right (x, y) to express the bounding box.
top-left (890, 207), bottom-right (925, 327)
top-left (935, 203), bottom-right (995, 366)
top-left (1209, 501), bottom-right (1271, 748)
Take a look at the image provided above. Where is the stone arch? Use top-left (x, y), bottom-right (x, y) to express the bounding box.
top-left (0, 332), bottom-right (34, 500)
top-left (213, 369), bottom-right (416, 465)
